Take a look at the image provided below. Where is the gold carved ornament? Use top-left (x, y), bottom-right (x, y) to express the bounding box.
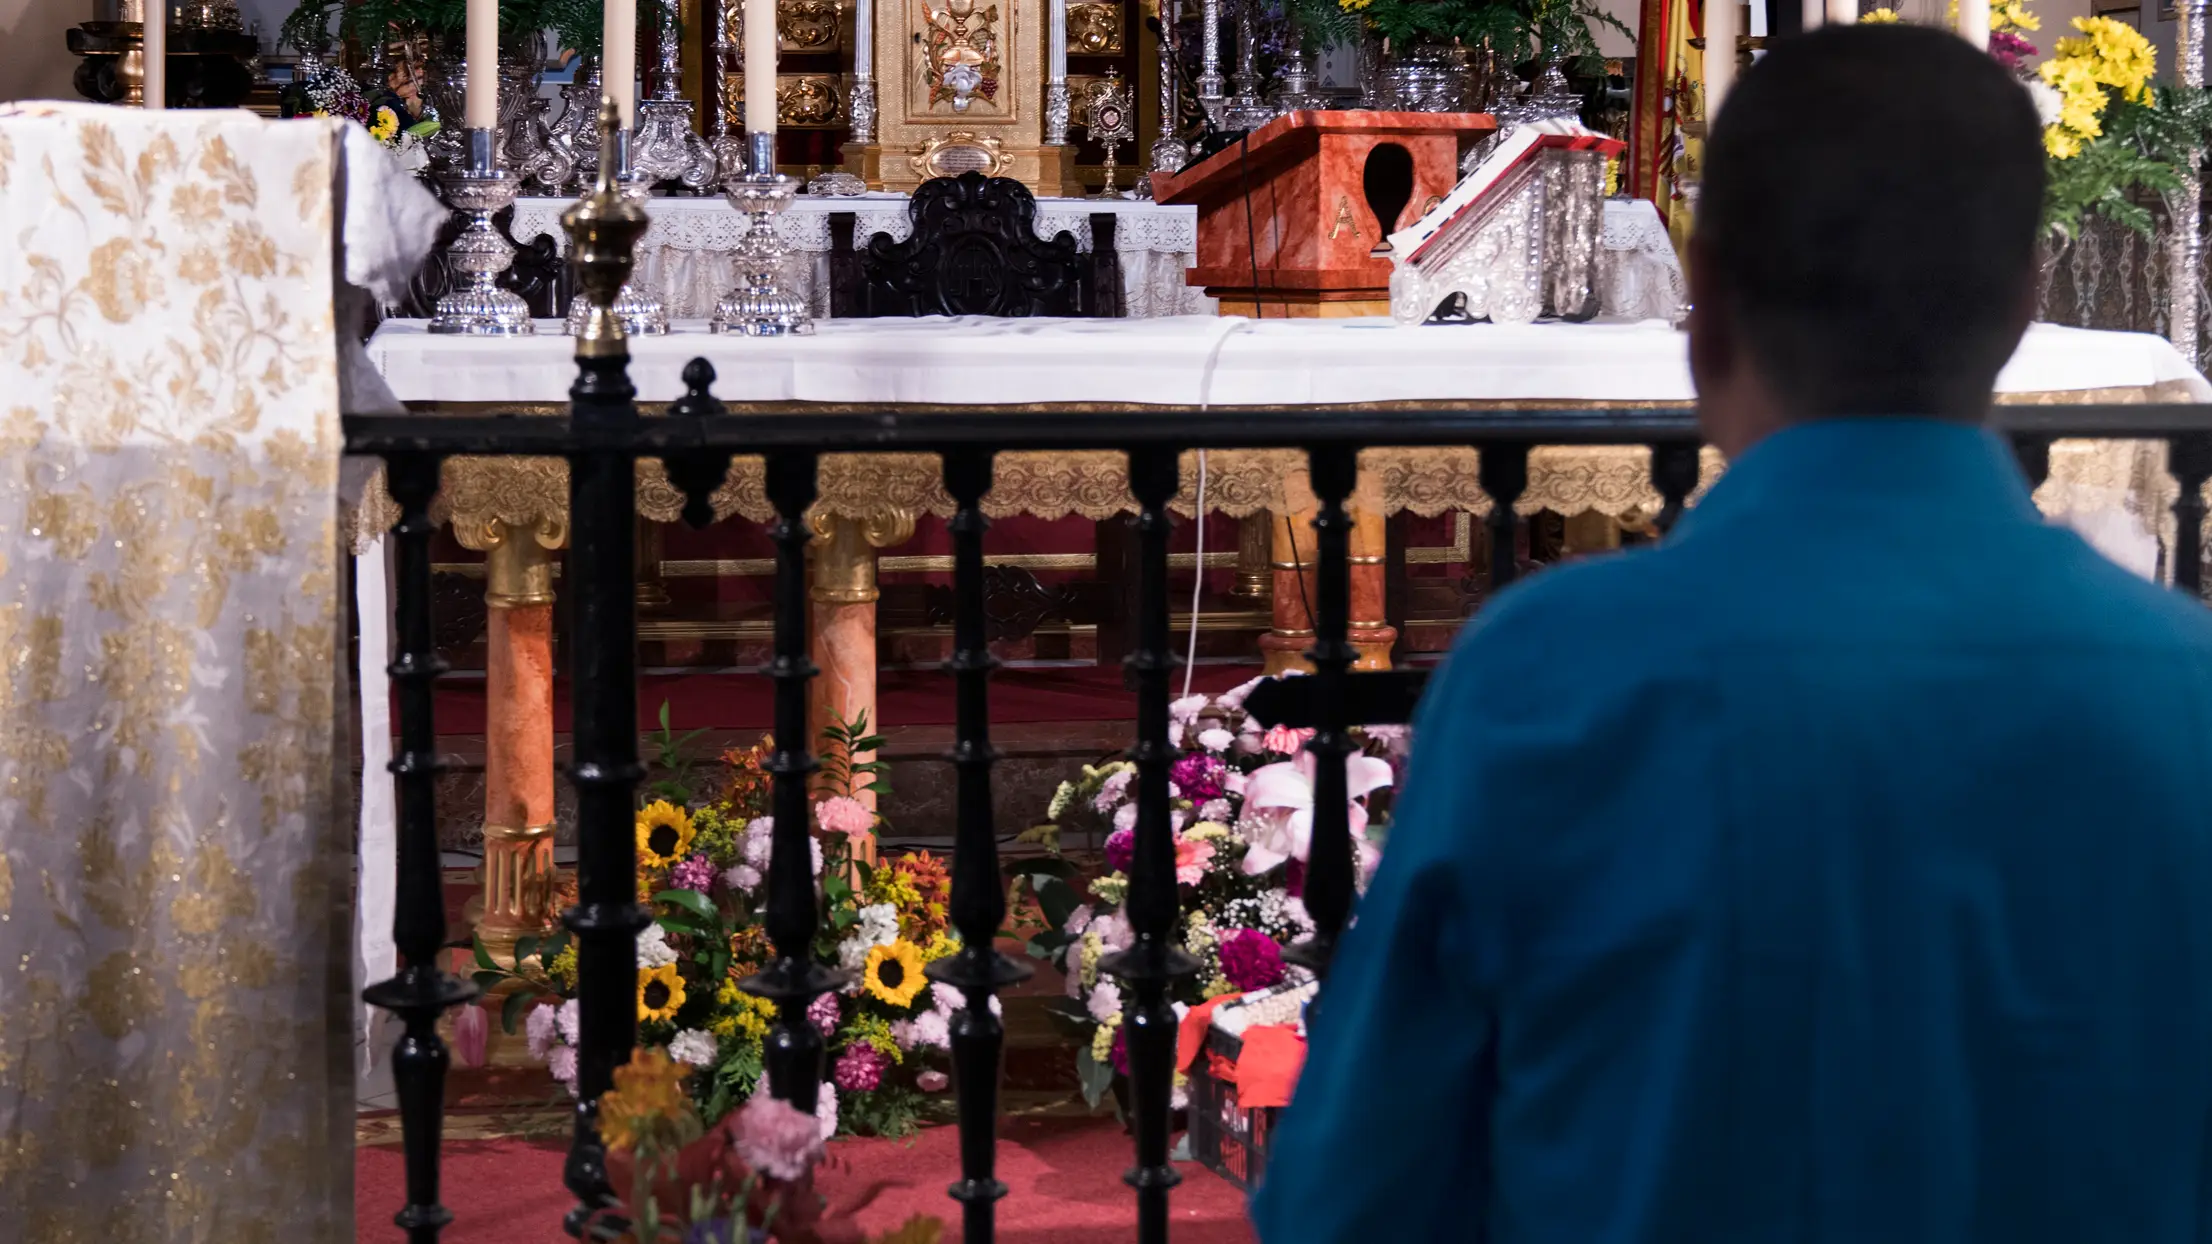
top-left (923, 0), bottom-right (1003, 110)
top-left (1067, 1), bottom-right (1123, 53)
top-left (909, 131), bottom-right (1011, 179)
top-left (725, 76), bottom-right (850, 130)
top-left (724, 0), bottom-right (843, 52)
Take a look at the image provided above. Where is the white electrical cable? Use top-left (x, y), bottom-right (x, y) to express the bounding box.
top-left (1184, 317), bottom-right (1252, 698)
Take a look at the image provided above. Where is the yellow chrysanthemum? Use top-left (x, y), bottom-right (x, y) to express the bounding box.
top-left (1858, 7), bottom-right (1901, 22)
top-left (370, 106), bottom-right (400, 142)
top-left (635, 800), bottom-right (696, 869)
top-left (1949, 0), bottom-right (2041, 32)
top-left (1337, 0), bottom-right (1371, 9)
top-left (598, 1047), bottom-right (691, 1152)
top-left (862, 939), bottom-right (928, 1008)
top-left (638, 961), bottom-right (687, 1023)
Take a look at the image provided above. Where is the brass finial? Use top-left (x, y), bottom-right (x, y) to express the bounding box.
top-left (559, 97), bottom-right (650, 358)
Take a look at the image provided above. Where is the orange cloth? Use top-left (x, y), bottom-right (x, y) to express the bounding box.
top-left (1178, 994), bottom-right (1239, 1073)
top-left (1230, 1025), bottom-right (1307, 1110)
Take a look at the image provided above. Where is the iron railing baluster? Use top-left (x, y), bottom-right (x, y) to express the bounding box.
top-left (2171, 432), bottom-right (2212, 598)
top-left (561, 341), bottom-right (651, 1232)
top-left (1101, 448), bottom-right (1202, 1244)
top-left (926, 448), bottom-right (1034, 1244)
top-left (365, 451), bottom-right (474, 1244)
top-left (744, 452), bottom-right (842, 1111)
top-left (1650, 442), bottom-right (1700, 535)
top-left (1481, 444), bottom-right (1531, 593)
top-left (1285, 445), bottom-right (1358, 980)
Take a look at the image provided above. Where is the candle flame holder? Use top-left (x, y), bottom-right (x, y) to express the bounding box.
top-left (430, 128), bottom-right (536, 336)
top-left (711, 133), bottom-right (813, 337)
top-left (564, 129), bottom-right (672, 337)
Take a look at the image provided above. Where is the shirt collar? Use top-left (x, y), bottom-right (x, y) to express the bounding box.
top-left (1673, 417), bottom-right (2043, 539)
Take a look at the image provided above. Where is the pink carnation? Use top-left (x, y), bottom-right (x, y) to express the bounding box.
top-left (1261, 725), bottom-right (1314, 756)
top-left (815, 795), bottom-right (875, 840)
top-left (807, 991), bottom-right (841, 1036)
top-left (1218, 928), bottom-right (1286, 993)
top-left (733, 1093), bottom-right (826, 1183)
top-left (833, 1043), bottom-right (888, 1092)
top-left (1174, 833), bottom-right (1216, 886)
top-left (669, 855), bottom-right (716, 893)
top-left (918, 1069), bottom-right (949, 1092)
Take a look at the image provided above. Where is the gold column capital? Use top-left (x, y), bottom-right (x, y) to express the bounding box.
top-left (810, 507), bottom-right (917, 605)
top-left (472, 516), bottom-right (567, 609)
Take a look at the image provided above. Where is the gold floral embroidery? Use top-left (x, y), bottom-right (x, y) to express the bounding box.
top-left (0, 107), bottom-right (350, 1243)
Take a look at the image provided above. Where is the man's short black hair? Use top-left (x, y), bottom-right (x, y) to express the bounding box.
top-left (1701, 24), bottom-right (2045, 419)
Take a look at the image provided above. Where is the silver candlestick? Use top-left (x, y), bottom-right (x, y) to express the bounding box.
top-left (1220, 0), bottom-right (1271, 129)
top-left (712, 132), bottom-right (814, 336)
top-left (564, 129), bottom-right (672, 336)
top-left (1045, 81), bottom-right (1073, 147)
top-left (430, 129), bottom-right (535, 336)
top-left (632, 0), bottom-right (721, 192)
top-left (1143, 0), bottom-right (1188, 192)
top-left (1197, 0), bottom-right (1225, 126)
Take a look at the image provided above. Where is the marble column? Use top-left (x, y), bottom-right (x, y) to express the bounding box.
top-left (467, 515), bottom-right (566, 968)
top-left (1257, 503), bottom-right (1395, 674)
top-left (807, 508), bottom-right (914, 863)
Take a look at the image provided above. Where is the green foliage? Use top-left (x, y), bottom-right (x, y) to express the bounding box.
top-left (645, 700), bottom-right (710, 806)
top-left (2046, 84), bottom-right (2212, 240)
top-left (338, 0), bottom-right (626, 57)
top-left (279, 0), bottom-right (343, 54)
top-left (839, 1080), bottom-right (930, 1138)
top-left (467, 929), bottom-right (572, 1031)
top-left (819, 708), bottom-right (892, 803)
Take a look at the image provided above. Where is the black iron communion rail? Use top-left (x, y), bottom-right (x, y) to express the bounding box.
top-left (345, 379), bottom-right (2212, 1244)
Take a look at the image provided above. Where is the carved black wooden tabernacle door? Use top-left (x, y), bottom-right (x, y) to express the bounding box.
top-left (829, 171), bottom-right (1125, 318)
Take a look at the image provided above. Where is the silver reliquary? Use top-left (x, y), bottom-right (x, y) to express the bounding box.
top-left (1386, 121), bottom-right (1626, 326)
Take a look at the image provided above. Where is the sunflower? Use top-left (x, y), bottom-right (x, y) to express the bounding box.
top-left (863, 940), bottom-right (928, 1008)
top-left (598, 1047), bottom-right (692, 1153)
top-left (635, 800), bottom-right (696, 869)
top-left (638, 961), bottom-right (687, 1023)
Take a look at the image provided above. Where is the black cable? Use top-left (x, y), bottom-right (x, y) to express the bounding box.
top-left (1283, 512), bottom-right (1313, 630)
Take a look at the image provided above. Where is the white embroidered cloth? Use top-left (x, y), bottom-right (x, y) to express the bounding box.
top-left (0, 101), bottom-right (441, 1244)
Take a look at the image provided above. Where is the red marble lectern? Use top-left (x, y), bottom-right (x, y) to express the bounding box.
top-left (1150, 110), bottom-right (1498, 318)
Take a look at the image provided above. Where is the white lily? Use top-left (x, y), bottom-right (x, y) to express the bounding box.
top-left (1239, 750), bottom-right (1394, 876)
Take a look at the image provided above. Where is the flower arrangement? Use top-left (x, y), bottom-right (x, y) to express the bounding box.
top-left (1015, 676), bottom-right (1403, 1108)
top-left (581, 1046), bottom-right (945, 1244)
top-left (277, 3), bottom-right (442, 170)
top-left (472, 709), bottom-right (970, 1139)
top-left (2031, 15), bottom-right (2212, 239)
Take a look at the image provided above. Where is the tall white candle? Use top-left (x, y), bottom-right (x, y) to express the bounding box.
top-left (1825, 0), bottom-right (1854, 23)
top-left (854, 0), bottom-right (872, 77)
top-left (142, 0), bottom-right (165, 109)
top-left (1049, 0), bottom-right (1067, 82)
top-left (1802, 0), bottom-right (1823, 29)
top-left (604, 0), bottom-right (638, 128)
top-left (465, 0), bottom-right (498, 128)
top-left (744, 0), bottom-right (777, 133)
top-left (1705, 0), bottom-right (1739, 119)
top-left (1958, 0), bottom-right (1989, 51)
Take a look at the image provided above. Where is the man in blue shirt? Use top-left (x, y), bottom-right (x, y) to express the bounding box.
top-left (1253, 24), bottom-right (2212, 1244)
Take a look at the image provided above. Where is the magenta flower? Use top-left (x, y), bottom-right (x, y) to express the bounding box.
top-left (1110, 1024), bottom-right (1130, 1076)
top-left (833, 1042), bottom-right (888, 1092)
top-left (669, 855), bottom-right (716, 894)
top-left (1990, 30), bottom-right (2037, 70)
top-left (732, 1093), bottom-right (826, 1182)
top-left (1170, 753), bottom-right (1227, 802)
top-left (1104, 827), bottom-right (1135, 873)
top-left (1219, 928), bottom-right (1286, 993)
top-left (806, 990), bottom-right (841, 1036)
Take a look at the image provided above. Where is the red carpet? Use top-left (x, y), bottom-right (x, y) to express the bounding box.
top-left (357, 1117), bottom-right (1258, 1243)
top-left (428, 664), bottom-right (1267, 734)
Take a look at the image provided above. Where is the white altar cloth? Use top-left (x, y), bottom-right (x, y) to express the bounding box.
top-left (367, 317), bottom-right (2208, 408)
top-left (502, 195), bottom-right (1688, 323)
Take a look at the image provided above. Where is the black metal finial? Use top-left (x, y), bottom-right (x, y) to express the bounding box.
top-left (665, 357), bottom-right (732, 529)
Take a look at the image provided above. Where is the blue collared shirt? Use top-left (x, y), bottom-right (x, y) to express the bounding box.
top-left (1252, 418), bottom-right (2212, 1244)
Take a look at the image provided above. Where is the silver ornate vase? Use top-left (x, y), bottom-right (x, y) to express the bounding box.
top-left (423, 30), bottom-right (547, 173)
